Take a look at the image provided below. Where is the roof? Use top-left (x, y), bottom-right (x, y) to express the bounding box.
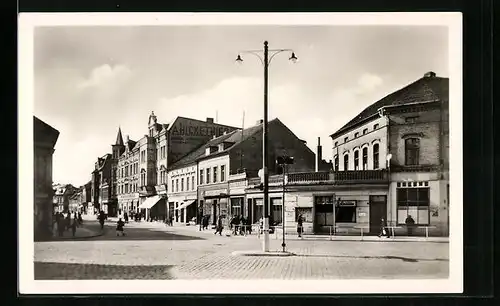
top-left (34, 116), bottom-right (59, 147)
top-left (330, 73), bottom-right (449, 139)
top-left (115, 127), bottom-right (124, 146)
top-left (168, 116), bottom-right (239, 131)
top-left (167, 130), bottom-right (239, 170)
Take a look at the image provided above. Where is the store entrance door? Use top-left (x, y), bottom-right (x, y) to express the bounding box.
top-left (369, 195), bottom-right (387, 235)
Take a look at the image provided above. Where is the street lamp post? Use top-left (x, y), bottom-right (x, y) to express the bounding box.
top-left (277, 155), bottom-right (294, 252)
top-left (236, 41), bottom-right (297, 252)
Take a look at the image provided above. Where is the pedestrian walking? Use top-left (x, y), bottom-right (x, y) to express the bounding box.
top-left (378, 218), bottom-right (390, 238)
top-left (214, 216), bottom-right (224, 236)
top-left (57, 212), bottom-right (65, 237)
top-left (297, 214), bottom-right (304, 238)
top-left (116, 218), bottom-right (126, 236)
top-left (98, 210), bottom-right (106, 230)
top-left (78, 211), bottom-right (83, 225)
top-left (405, 215), bottom-right (416, 236)
top-left (124, 212), bottom-right (129, 224)
top-left (71, 212), bottom-right (79, 237)
top-left (65, 212), bottom-right (71, 231)
top-left (245, 216), bottom-right (252, 235)
top-left (239, 215), bottom-right (245, 235)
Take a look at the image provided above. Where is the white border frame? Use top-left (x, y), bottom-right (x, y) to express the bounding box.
top-left (18, 12), bottom-right (463, 294)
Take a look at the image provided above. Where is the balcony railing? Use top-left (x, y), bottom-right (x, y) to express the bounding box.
top-left (287, 170), bottom-right (389, 185)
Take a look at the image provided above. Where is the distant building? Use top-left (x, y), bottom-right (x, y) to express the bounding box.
top-left (80, 181), bottom-right (92, 214)
top-left (34, 116), bottom-right (59, 241)
top-left (91, 154), bottom-right (113, 215)
top-left (52, 184), bottom-right (78, 213)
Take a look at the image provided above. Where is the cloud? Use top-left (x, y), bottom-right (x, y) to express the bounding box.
top-left (77, 64), bottom-right (132, 89)
top-left (357, 73), bottom-right (383, 92)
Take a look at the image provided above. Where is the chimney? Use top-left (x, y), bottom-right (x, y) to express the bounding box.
top-left (125, 135), bottom-right (129, 143)
top-left (256, 119), bottom-right (263, 125)
top-left (206, 117), bottom-right (214, 123)
top-left (316, 137), bottom-right (322, 172)
top-left (424, 71), bottom-right (436, 78)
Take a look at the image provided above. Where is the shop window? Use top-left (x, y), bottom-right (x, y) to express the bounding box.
top-left (230, 198), bottom-right (242, 217)
top-left (362, 147), bottom-right (368, 170)
top-left (373, 143), bottom-right (380, 169)
top-left (336, 201), bottom-right (357, 223)
top-left (354, 150), bottom-right (359, 170)
top-left (295, 207), bottom-right (313, 223)
top-left (271, 198), bottom-right (283, 225)
top-left (397, 187), bottom-right (430, 225)
top-left (343, 154), bottom-right (349, 171)
top-left (334, 155), bottom-right (339, 171)
top-left (254, 198), bottom-right (263, 223)
top-left (405, 138), bottom-right (420, 165)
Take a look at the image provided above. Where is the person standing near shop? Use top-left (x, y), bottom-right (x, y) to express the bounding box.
top-left (405, 215), bottom-right (416, 236)
top-left (297, 214), bottom-right (304, 238)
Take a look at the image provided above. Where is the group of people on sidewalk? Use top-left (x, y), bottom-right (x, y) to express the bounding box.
top-left (53, 211), bottom-right (83, 237)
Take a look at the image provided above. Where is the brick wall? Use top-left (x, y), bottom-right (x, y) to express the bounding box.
top-left (389, 108), bottom-right (442, 167)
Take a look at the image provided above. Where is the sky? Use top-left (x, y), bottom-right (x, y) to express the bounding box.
top-left (33, 25), bottom-right (449, 186)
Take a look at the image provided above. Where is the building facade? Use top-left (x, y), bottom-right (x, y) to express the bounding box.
top-left (91, 154), bottom-right (114, 216)
top-left (114, 112), bottom-right (238, 221)
top-left (328, 71), bottom-right (449, 236)
top-left (34, 116), bottom-right (59, 241)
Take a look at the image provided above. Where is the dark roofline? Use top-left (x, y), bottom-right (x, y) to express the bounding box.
top-left (169, 116), bottom-right (240, 130)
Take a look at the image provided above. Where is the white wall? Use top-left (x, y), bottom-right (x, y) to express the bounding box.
top-left (198, 155), bottom-right (230, 186)
top-left (331, 116), bottom-right (388, 171)
top-left (167, 165), bottom-right (197, 196)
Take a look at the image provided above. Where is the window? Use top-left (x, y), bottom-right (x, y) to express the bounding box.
top-left (181, 178), bottom-right (184, 191)
top-left (354, 132), bottom-right (359, 138)
top-left (206, 168), bottom-right (211, 184)
top-left (221, 165), bottom-right (226, 182)
top-left (176, 179), bottom-right (179, 192)
top-left (405, 138), bottom-right (420, 165)
top-left (343, 154), bottom-right (349, 171)
top-left (354, 150), bottom-right (359, 170)
top-left (141, 151), bottom-right (146, 162)
top-left (397, 187), bottom-right (430, 225)
top-left (192, 176), bottom-right (195, 190)
top-left (363, 128), bottom-right (368, 135)
top-left (230, 198), bottom-right (242, 217)
top-left (271, 198), bottom-right (283, 224)
top-left (344, 137), bottom-right (348, 143)
top-left (334, 141), bottom-right (338, 147)
top-left (171, 179), bottom-right (174, 192)
top-left (336, 200), bottom-right (357, 223)
top-left (362, 147), bottom-right (368, 170)
top-left (374, 123), bottom-right (379, 129)
top-left (186, 177), bottom-right (189, 190)
top-left (373, 143), bottom-right (380, 169)
top-left (200, 169), bottom-right (204, 185)
top-left (334, 155), bottom-right (339, 171)
top-left (213, 166), bottom-right (218, 183)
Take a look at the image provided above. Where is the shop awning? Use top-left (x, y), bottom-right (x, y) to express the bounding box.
top-left (175, 200), bottom-right (196, 211)
top-left (139, 195), bottom-right (161, 209)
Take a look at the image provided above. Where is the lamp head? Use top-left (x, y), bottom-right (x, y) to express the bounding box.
top-left (289, 52), bottom-right (298, 63)
top-left (236, 54), bottom-right (243, 63)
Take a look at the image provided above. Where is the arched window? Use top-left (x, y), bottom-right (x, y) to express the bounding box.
top-left (362, 147), bottom-right (368, 170)
top-left (334, 155), bottom-right (339, 171)
top-left (373, 143), bottom-right (380, 169)
top-left (354, 150), bottom-right (360, 170)
top-left (343, 154), bottom-right (349, 171)
top-left (405, 138), bottom-right (420, 165)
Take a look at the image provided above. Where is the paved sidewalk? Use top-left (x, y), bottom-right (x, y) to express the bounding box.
top-left (128, 221), bottom-right (449, 243)
top-left (50, 222), bottom-right (103, 240)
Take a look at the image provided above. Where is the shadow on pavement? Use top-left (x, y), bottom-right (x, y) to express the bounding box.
top-left (297, 254), bottom-right (449, 263)
top-left (34, 262), bottom-right (175, 279)
top-left (86, 224), bottom-right (205, 241)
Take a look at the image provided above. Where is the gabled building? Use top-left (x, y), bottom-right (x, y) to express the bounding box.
top-left (91, 154), bottom-right (113, 215)
top-left (114, 112), bottom-right (239, 221)
top-left (34, 116), bottom-right (59, 241)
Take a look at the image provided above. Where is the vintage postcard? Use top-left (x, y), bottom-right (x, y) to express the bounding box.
top-left (19, 12), bottom-right (463, 294)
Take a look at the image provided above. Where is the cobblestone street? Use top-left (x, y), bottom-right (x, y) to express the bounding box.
top-left (34, 221), bottom-right (449, 280)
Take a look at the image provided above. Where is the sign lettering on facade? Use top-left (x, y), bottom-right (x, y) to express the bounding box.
top-left (170, 123), bottom-right (231, 138)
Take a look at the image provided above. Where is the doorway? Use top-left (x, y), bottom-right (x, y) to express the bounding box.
top-left (369, 195), bottom-right (387, 235)
top-left (212, 199), bottom-right (218, 225)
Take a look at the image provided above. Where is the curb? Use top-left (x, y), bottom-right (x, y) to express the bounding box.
top-left (232, 250), bottom-right (296, 257)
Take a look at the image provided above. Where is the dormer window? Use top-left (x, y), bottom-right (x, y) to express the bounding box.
top-left (354, 132), bottom-right (359, 138)
top-left (205, 147), bottom-right (211, 156)
top-left (344, 137), bottom-right (348, 143)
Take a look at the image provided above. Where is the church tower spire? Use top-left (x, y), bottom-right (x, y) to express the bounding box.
top-left (115, 126), bottom-right (124, 146)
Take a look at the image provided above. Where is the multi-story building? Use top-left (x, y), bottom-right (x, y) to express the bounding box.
top-left (52, 184), bottom-right (78, 213)
top-left (195, 118), bottom-right (317, 226)
top-left (80, 181), bottom-right (92, 214)
top-left (34, 116), bottom-right (59, 241)
top-left (91, 154), bottom-right (113, 216)
top-left (114, 112), bottom-right (238, 221)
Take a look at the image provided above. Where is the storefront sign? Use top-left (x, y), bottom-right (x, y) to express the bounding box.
top-left (204, 189), bottom-right (228, 197)
top-left (358, 212), bottom-right (367, 217)
top-left (338, 200), bottom-right (356, 207)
